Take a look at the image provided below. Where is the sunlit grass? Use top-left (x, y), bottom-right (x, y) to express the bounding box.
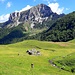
top-left (0, 40), bottom-right (75, 75)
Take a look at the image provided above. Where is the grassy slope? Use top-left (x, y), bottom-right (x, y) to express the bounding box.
top-left (53, 52), bottom-right (75, 72)
top-left (53, 39), bottom-right (75, 73)
top-left (0, 40), bottom-right (75, 75)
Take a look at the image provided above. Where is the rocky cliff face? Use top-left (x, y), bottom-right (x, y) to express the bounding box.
top-left (9, 12), bottom-right (20, 21)
top-left (2, 12), bottom-right (21, 28)
top-left (19, 4), bottom-right (52, 22)
top-left (2, 4), bottom-right (64, 28)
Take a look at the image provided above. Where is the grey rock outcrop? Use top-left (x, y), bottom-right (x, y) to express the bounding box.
top-left (9, 12), bottom-right (20, 21)
top-left (19, 4), bottom-right (52, 22)
top-left (2, 4), bottom-right (64, 28)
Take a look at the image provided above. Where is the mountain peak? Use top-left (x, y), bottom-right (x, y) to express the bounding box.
top-left (36, 3), bottom-right (53, 14)
top-left (2, 4), bottom-right (64, 28)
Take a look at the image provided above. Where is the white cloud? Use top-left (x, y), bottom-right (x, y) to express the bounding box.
top-left (44, 0), bottom-right (64, 14)
top-left (0, 14), bottom-right (10, 23)
top-left (6, 2), bottom-right (12, 8)
top-left (48, 3), bottom-right (64, 14)
top-left (20, 5), bottom-right (32, 12)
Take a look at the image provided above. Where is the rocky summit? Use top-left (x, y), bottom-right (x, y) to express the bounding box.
top-left (2, 4), bottom-right (64, 28)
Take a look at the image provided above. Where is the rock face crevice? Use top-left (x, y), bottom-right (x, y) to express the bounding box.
top-left (9, 12), bottom-right (20, 21)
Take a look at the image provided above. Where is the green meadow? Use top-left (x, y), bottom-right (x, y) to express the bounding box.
top-left (0, 40), bottom-right (75, 75)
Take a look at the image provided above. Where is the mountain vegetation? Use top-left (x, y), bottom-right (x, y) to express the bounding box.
top-left (0, 11), bottom-right (75, 44)
top-left (36, 11), bottom-right (75, 42)
top-left (53, 52), bottom-right (75, 73)
top-left (0, 4), bottom-right (75, 44)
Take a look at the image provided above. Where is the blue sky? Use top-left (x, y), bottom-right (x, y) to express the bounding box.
top-left (0, 0), bottom-right (75, 23)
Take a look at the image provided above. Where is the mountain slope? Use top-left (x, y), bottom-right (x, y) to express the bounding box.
top-left (0, 4), bottom-right (65, 44)
top-left (2, 4), bottom-right (64, 28)
top-left (38, 11), bottom-right (75, 42)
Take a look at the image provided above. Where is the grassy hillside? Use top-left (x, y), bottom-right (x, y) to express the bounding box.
top-left (69, 39), bottom-right (75, 43)
top-left (0, 23), bottom-right (47, 44)
top-left (53, 52), bottom-right (75, 73)
top-left (0, 40), bottom-right (75, 75)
